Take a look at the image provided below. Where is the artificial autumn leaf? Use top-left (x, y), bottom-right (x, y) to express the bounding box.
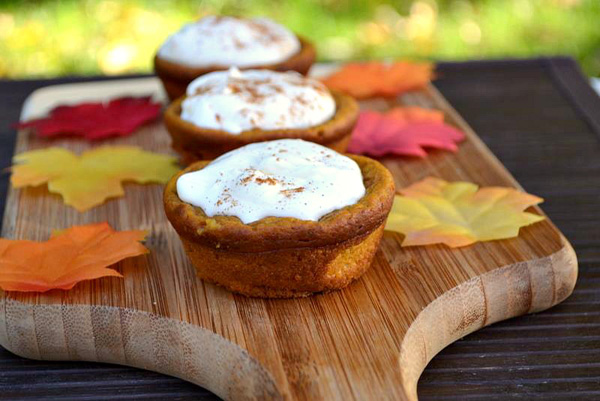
top-left (385, 177), bottom-right (545, 247)
top-left (348, 107), bottom-right (465, 157)
top-left (0, 222), bottom-right (148, 292)
top-left (15, 96), bottom-right (161, 140)
top-left (321, 61), bottom-right (434, 99)
top-left (11, 146), bottom-right (179, 211)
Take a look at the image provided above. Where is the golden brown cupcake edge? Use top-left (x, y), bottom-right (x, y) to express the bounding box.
top-left (163, 90), bottom-right (359, 164)
top-left (163, 155), bottom-right (395, 298)
top-left (154, 36), bottom-right (316, 101)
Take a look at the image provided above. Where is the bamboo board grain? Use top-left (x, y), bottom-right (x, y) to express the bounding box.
top-left (0, 82), bottom-right (577, 401)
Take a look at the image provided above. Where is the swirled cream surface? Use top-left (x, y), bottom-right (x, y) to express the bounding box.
top-left (176, 139), bottom-right (365, 224)
top-left (158, 16), bottom-right (300, 68)
top-left (180, 68), bottom-right (336, 134)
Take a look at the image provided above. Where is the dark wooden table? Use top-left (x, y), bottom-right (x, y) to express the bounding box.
top-left (0, 57), bottom-right (599, 400)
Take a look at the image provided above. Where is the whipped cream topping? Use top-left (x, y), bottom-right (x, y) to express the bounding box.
top-left (176, 139), bottom-right (366, 224)
top-left (180, 68), bottom-right (336, 134)
top-left (158, 16), bottom-right (301, 68)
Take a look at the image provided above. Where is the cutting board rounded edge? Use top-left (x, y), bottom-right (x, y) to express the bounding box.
top-left (0, 296), bottom-right (284, 401)
top-left (398, 235), bottom-right (577, 400)
top-left (0, 236), bottom-right (577, 401)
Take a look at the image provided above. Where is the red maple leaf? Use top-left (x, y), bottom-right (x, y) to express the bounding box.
top-left (348, 107), bottom-right (466, 157)
top-left (15, 96), bottom-right (161, 140)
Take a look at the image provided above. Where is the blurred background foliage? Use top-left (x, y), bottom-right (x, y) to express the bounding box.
top-left (1, 0), bottom-right (599, 78)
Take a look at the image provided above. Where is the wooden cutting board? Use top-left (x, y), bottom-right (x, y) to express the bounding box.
top-left (0, 79), bottom-right (577, 401)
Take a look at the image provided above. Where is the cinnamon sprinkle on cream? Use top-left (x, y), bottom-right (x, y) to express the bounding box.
top-left (280, 187), bottom-right (305, 197)
top-left (181, 68), bottom-right (335, 134)
top-left (158, 16), bottom-right (300, 68)
top-left (255, 177), bottom-right (278, 185)
top-left (176, 139), bottom-right (365, 224)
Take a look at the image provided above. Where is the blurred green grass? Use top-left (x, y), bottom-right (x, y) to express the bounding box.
top-left (1, 0), bottom-right (599, 78)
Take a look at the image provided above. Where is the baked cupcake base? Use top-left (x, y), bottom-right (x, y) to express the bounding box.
top-left (180, 223), bottom-right (385, 298)
top-left (164, 91), bottom-right (359, 164)
top-left (164, 155), bottom-right (395, 298)
top-left (155, 36), bottom-right (316, 101)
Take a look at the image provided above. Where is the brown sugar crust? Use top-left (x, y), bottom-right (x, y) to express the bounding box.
top-left (164, 90), bottom-right (359, 164)
top-left (155, 36), bottom-right (316, 100)
top-left (164, 155), bottom-right (395, 297)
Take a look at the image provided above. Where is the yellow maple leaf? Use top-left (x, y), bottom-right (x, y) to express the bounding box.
top-left (385, 177), bottom-right (545, 247)
top-left (11, 146), bottom-right (179, 212)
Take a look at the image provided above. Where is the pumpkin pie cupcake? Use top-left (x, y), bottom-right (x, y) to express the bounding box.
top-left (164, 139), bottom-right (395, 298)
top-left (154, 15), bottom-right (316, 100)
top-left (164, 68), bottom-right (359, 164)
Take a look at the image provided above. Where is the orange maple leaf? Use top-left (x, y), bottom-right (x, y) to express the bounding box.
top-left (321, 61), bottom-right (434, 99)
top-left (0, 223), bottom-right (148, 292)
top-left (386, 106), bottom-right (444, 123)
